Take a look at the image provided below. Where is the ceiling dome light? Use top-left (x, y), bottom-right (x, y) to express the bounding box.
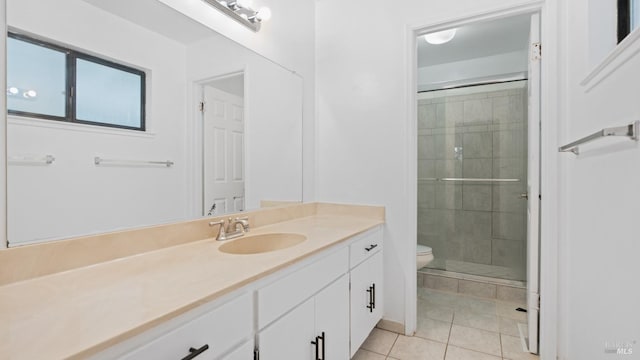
top-left (256, 7), bottom-right (272, 21)
top-left (424, 29), bottom-right (457, 45)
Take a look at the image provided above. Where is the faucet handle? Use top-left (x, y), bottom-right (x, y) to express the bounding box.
top-left (235, 216), bottom-right (250, 231)
top-left (209, 219), bottom-right (227, 240)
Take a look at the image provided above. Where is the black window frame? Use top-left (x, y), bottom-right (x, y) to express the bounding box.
top-left (618, 0), bottom-right (633, 43)
top-left (7, 32), bottom-right (146, 131)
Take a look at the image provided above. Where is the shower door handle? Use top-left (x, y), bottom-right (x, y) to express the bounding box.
top-left (519, 193), bottom-right (528, 200)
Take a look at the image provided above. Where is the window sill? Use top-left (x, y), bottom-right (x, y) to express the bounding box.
top-left (7, 115), bottom-right (156, 138)
top-left (581, 27), bottom-right (640, 92)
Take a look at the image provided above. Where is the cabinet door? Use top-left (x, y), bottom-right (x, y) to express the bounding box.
top-left (315, 274), bottom-right (350, 360)
top-left (258, 298), bottom-right (315, 360)
top-left (221, 340), bottom-right (254, 360)
top-left (350, 251), bottom-right (383, 357)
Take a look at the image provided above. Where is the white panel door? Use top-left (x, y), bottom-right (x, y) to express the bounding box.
top-left (203, 86), bottom-right (244, 216)
top-left (315, 275), bottom-right (350, 360)
top-left (258, 298), bottom-right (315, 360)
top-left (526, 12), bottom-right (541, 355)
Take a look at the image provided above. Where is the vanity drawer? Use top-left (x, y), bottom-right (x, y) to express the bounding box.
top-left (349, 226), bottom-right (383, 269)
top-left (257, 247), bottom-right (349, 329)
top-left (120, 293), bottom-right (252, 360)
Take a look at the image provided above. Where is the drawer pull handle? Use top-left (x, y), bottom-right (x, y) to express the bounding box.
top-left (311, 335), bottom-right (320, 360)
top-left (365, 244), bottom-right (378, 252)
top-left (372, 283), bottom-right (376, 310)
top-left (181, 344), bottom-right (209, 360)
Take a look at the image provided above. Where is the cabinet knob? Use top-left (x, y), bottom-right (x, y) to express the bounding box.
top-left (181, 344), bottom-right (209, 360)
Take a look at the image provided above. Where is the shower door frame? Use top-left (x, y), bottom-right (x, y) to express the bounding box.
top-left (405, 1), bottom-right (560, 359)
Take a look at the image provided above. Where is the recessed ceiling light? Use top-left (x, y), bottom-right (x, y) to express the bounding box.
top-left (424, 29), bottom-right (457, 45)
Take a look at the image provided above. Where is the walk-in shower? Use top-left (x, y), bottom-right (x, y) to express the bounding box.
top-left (417, 80), bottom-right (528, 282)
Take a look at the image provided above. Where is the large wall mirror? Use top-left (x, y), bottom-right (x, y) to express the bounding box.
top-left (5, 0), bottom-right (303, 246)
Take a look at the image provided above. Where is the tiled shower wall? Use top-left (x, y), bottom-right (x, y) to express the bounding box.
top-left (417, 81), bottom-right (528, 281)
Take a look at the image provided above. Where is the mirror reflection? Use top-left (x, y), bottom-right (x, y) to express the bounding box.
top-left (6, 0), bottom-right (303, 246)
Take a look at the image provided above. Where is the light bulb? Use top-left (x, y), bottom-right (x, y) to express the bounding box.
top-left (219, 0), bottom-right (228, 6)
top-left (236, 0), bottom-right (252, 8)
top-left (424, 29), bottom-right (457, 45)
top-left (23, 90), bottom-right (37, 98)
top-left (256, 7), bottom-right (271, 21)
top-left (239, 13), bottom-right (248, 20)
top-left (7, 87), bottom-right (19, 95)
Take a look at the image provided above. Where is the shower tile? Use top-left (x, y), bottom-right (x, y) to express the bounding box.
top-left (463, 159), bottom-right (493, 178)
top-left (492, 184), bottom-right (526, 213)
top-left (493, 157), bottom-right (525, 180)
top-left (487, 89), bottom-right (511, 98)
top-left (435, 160), bottom-right (462, 178)
top-left (458, 280), bottom-right (497, 299)
top-left (436, 101), bottom-right (464, 128)
top-left (492, 212), bottom-right (526, 240)
top-left (462, 185), bottom-right (492, 212)
top-left (418, 160), bottom-right (437, 179)
top-left (493, 130), bottom-right (525, 158)
top-left (435, 183), bottom-right (462, 210)
top-left (424, 274), bottom-right (459, 292)
top-left (418, 183), bottom-right (436, 209)
top-left (493, 95), bottom-right (524, 124)
top-left (491, 239), bottom-right (524, 267)
top-left (446, 238), bottom-right (464, 261)
top-left (497, 286), bottom-right (527, 304)
top-left (463, 132), bottom-right (493, 158)
top-left (418, 135), bottom-right (437, 159)
top-left (417, 272), bottom-right (424, 287)
top-left (418, 98), bottom-right (432, 105)
top-left (463, 238), bottom-right (492, 265)
top-left (434, 133), bottom-right (463, 159)
top-left (457, 211), bottom-right (492, 240)
top-left (418, 104), bottom-right (437, 129)
top-left (464, 99), bottom-right (493, 125)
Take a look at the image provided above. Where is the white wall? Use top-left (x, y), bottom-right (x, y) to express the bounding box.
top-left (186, 35), bottom-right (303, 212)
top-left (6, 0), bottom-right (188, 244)
top-left (157, 0), bottom-right (316, 203)
top-left (558, 0), bottom-right (640, 358)
top-left (315, 0), bottom-right (544, 332)
top-left (0, 0), bottom-right (6, 248)
top-left (417, 50), bottom-right (528, 91)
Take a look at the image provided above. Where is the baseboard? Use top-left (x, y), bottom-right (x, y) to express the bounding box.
top-left (376, 318), bottom-right (405, 335)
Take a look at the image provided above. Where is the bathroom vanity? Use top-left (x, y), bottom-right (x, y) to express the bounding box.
top-left (0, 203), bottom-right (384, 360)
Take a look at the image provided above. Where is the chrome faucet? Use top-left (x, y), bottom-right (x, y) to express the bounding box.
top-left (209, 216), bottom-right (250, 241)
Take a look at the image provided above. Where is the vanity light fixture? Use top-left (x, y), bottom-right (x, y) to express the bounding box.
top-left (424, 28), bottom-right (457, 45)
top-left (202, 0), bottom-right (272, 32)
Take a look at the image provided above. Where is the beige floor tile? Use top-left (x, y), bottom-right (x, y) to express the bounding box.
top-left (419, 297), bottom-right (455, 322)
top-left (498, 316), bottom-right (526, 337)
top-left (415, 316), bottom-right (452, 343)
top-left (454, 296), bottom-right (497, 316)
top-left (501, 334), bottom-right (539, 360)
top-left (388, 335), bottom-right (446, 360)
top-left (445, 345), bottom-right (502, 360)
top-left (496, 302), bottom-right (527, 322)
top-left (352, 349), bottom-right (387, 360)
top-left (360, 328), bottom-right (399, 356)
top-left (453, 311), bottom-right (499, 332)
top-left (449, 325), bottom-right (502, 356)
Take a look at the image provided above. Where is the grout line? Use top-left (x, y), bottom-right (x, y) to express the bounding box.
top-left (386, 333), bottom-right (400, 357)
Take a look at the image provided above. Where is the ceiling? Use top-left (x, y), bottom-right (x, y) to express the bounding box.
top-left (417, 14), bottom-right (532, 68)
top-left (83, 0), bottom-right (216, 45)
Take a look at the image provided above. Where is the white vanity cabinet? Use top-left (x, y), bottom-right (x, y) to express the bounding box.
top-left (349, 228), bottom-right (384, 357)
top-left (256, 248), bottom-right (350, 360)
top-left (109, 293), bottom-right (253, 360)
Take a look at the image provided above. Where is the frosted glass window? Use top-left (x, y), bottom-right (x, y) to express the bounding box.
top-left (633, 0), bottom-right (640, 30)
top-left (7, 37), bottom-right (66, 117)
top-left (76, 58), bottom-right (144, 129)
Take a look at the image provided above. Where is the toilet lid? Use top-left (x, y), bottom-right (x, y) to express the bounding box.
top-left (417, 244), bottom-right (432, 255)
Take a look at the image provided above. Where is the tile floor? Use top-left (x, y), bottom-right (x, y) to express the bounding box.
top-left (353, 288), bottom-right (539, 360)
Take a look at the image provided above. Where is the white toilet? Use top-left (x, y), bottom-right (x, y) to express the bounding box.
top-left (417, 244), bottom-right (434, 270)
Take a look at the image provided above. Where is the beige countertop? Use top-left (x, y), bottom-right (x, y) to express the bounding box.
top-left (0, 206), bottom-right (384, 360)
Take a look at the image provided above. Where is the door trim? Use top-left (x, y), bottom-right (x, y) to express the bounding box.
top-left (405, 2), bottom-right (560, 359)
